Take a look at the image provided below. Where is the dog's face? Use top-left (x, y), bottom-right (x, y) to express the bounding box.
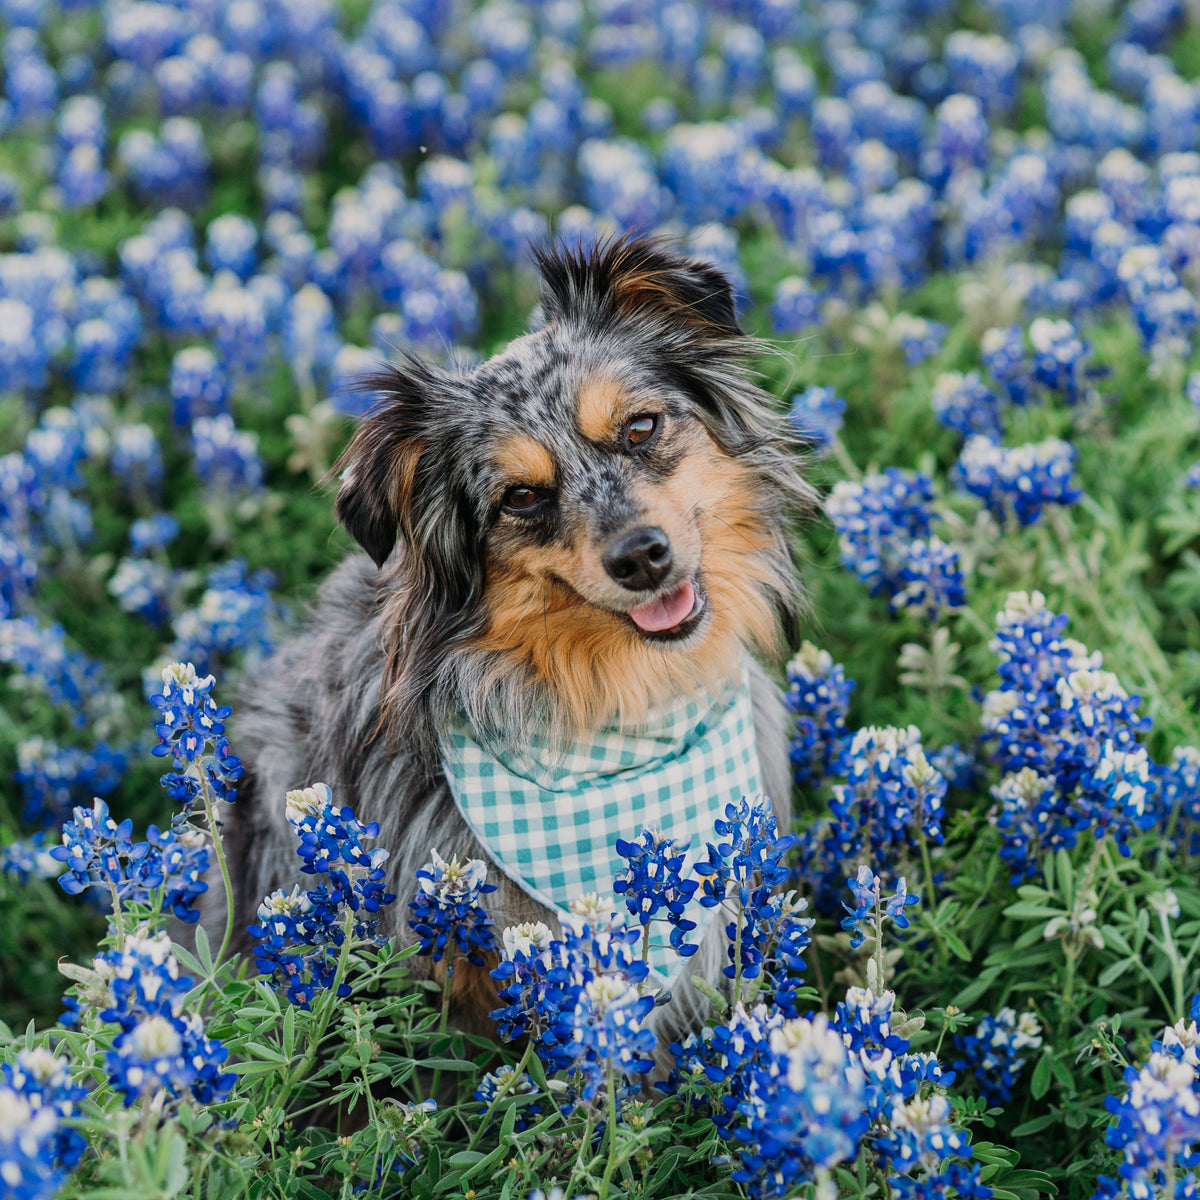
top-left (334, 238), bottom-right (810, 740)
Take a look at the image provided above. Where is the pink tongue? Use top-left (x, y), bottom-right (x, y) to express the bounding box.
top-left (628, 579), bottom-right (696, 632)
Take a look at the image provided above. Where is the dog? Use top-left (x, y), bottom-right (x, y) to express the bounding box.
top-left (205, 235), bottom-right (813, 1037)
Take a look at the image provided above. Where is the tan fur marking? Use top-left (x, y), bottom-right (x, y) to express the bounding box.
top-left (576, 375), bottom-right (626, 443)
top-left (475, 428), bottom-right (782, 734)
top-left (493, 434), bottom-right (557, 488)
top-left (393, 441), bottom-right (424, 519)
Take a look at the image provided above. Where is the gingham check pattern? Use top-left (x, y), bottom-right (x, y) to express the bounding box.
top-left (441, 666), bottom-right (763, 981)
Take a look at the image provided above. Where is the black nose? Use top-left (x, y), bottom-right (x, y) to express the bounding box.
top-left (603, 526), bottom-right (673, 591)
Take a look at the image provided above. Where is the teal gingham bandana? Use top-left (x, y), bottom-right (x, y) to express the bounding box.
top-left (440, 665), bottom-right (763, 982)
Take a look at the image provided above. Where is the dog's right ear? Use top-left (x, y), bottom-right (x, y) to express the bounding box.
top-left (332, 362), bottom-right (432, 569)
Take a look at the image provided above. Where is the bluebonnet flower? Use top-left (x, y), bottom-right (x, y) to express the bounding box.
top-left (801, 727), bottom-right (946, 913)
top-left (825, 469), bottom-right (934, 598)
top-left (48, 792), bottom-right (211, 924)
top-left (739, 1014), bottom-right (868, 1185)
top-left (981, 325), bottom-right (1033, 406)
top-left (785, 642), bottom-right (854, 787)
top-left (1028, 318), bottom-right (1089, 403)
top-left (49, 797), bottom-right (136, 897)
top-left (110, 423), bottom-right (163, 496)
top-left (283, 285), bottom-right (341, 382)
top-left (875, 1092), bottom-right (990, 1198)
top-left (109, 557), bottom-right (178, 625)
top-left (841, 865), bottom-right (920, 950)
top-left (660, 123), bottom-right (748, 226)
top-left (250, 785), bottom-right (397, 1009)
top-left (249, 884), bottom-right (350, 1009)
top-left (0, 1051), bottom-right (83, 1200)
top-left (702, 1004), bottom-right (868, 1197)
top-left (491, 903), bottom-right (649, 1079)
top-left (149, 661), bottom-right (242, 810)
top-left (567, 975), bottom-right (657, 1102)
top-left (489, 919), bottom-right (561, 1045)
top-left (944, 31), bottom-right (1019, 116)
top-left (770, 276), bottom-right (821, 335)
top-left (890, 537), bottom-right (966, 621)
top-left (83, 932), bottom-right (235, 1108)
top-left (0, 617), bottom-right (108, 728)
top-left (693, 795), bottom-right (809, 991)
top-left (1159, 747), bottom-right (1200, 856)
top-left (931, 371), bottom-right (1003, 441)
top-left (2, 1047), bottom-right (86, 1176)
top-left (894, 315), bottom-right (947, 365)
top-left (129, 513), bottom-right (179, 556)
top-left (953, 1008), bottom-right (1044, 1106)
top-left (956, 436), bottom-right (1082, 526)
top-left (787, 386), bottom-right (845, 456)
top-left (613, 827), bottom-right (699, 956)
top-left (408, 848), bottom-right (497, 965)
top-left (991, 768), bottom-right (1075, 884)
top-left (695, 795), bottom-right (794, 913)
top-left (0, 832), bottom-right (63, 882)
top-left (1099, 1047), bottom-right (1200, 1200)
top-left (170, 347), bottom-right (229, 428)
top-left (203, 278), bottom-right (268, 378)
top-left (577, 138), bottom-right (664, 232)
top-left (15, 736), bottom-right (126, 827)
top-left (191, 414), bottom-right (264, 493)
top-left (205, 213), bottom-right (257, 279)
top-left (170, 561), bottom-right (276, 671)
top-left (286, 783), bottom-right (396, 917)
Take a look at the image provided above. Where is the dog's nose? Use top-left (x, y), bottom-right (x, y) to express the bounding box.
top-left (603, 526), bottom-right (673, 591)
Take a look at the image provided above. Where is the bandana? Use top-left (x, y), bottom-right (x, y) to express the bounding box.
top-left (440, 667), bottom-right (763, 982)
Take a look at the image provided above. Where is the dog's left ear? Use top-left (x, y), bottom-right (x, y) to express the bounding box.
top-left (332, 362), bottom-right (433, 569)
top-left (535, 236), bottom-right (742, 338)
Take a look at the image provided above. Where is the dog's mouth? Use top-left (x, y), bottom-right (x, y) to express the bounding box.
top-left (624, 576), bottom-right (707, 643)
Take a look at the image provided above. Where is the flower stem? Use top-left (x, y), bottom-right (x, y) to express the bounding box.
top-left (430, 958), bottom-right (455, 1101)
top-left (200, 769), bottom-right (236, 969)
top-left (465, 1040), bottom-right (535, 1155)
top-left (273, 911), bottom-right (356, 1115)
top-left (597, 1063), bottom-right (620, 1200)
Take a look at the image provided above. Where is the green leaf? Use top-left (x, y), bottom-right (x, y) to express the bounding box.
top-left (1055, 850), bottom-right (1074, 905)
top-left (1031, 1049), bottom-right (1053, 1100)
top-left (446, 1151), bottom-right (487, 1166)
top-left (943, 931), bottom-right (973, 962)
top-left (1012, 1113), bottom-right (1060, 1137)
top-left (1098, 957), bottom-right (1134, 987)
top-left (194, 923), bottom-right (213, 974)
top-left (692, 975), bottom-right (729, 1016)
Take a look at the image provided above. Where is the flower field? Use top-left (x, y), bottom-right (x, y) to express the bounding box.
top-left (7, 0), bottom-right (1200, 1197)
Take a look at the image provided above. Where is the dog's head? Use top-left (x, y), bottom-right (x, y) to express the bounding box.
top-left (334, 236), bottom-right (813, 750)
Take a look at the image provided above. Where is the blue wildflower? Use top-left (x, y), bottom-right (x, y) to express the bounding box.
top-left (955, 436), bottom-right (1082, 527)
top-left (931, 371), bottom-right (1003, 441)
top-left (841, 864), bottom-right (920, 950)
top-left (784, 641), bottom-right (854, 787)
top-left (891, 537), bottom-right (966, 621)
top-left (408, 847), bottom-right (497, 966)
top-left (952, 1008), bottom-right (1044, 1106)
top-left (149, 662), bottom-right (242, 809)
top-left (286, 783), bottom-right (397, 918)
top-left (825, 469), bottom-right (934, 598)
top-left (613, 827), bottom-right (699, 956)
top-left (788, 386), bottom-right (845, 456)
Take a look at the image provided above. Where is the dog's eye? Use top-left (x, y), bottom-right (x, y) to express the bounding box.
top-left (502, 485), bottom-right (545, 514)
top-left (624, 413), bottom-right (660, 449)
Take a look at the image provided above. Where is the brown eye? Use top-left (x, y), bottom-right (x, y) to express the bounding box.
top-left (503, 485), bottom-right (543, 514)
top-left (625, 413), bottom-right (660, 448)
